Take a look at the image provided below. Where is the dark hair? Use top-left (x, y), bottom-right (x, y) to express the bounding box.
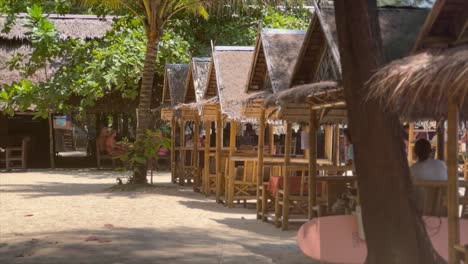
top-left (343, 129), bottom-right (352, 143)
top-left (414, 139), bottom-right (432, 162)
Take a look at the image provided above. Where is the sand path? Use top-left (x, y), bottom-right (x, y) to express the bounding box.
top-left (0, 169), bottom-right (312, 264)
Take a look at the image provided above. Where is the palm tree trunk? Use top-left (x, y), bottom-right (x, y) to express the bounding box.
top-left (133, 32), bottom-right (160, 184)
top-left (333, 1), bottom-right (444, 263)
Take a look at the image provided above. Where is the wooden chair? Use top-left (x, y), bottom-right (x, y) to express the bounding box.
top-left (225, 159), bottom-right (258, 208)
top-left (1, 137), bottom-right (30, 171)
top-left (96, 140), bottom-right (115, 170)
top-left (455, 244), bottom-right (468, 263)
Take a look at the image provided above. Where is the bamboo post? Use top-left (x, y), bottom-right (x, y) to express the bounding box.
top-left (324, 125), bottom-right (333, 162)
top-left (180, 120), bottom-right (186, 186)
top-left (282, 122), bottom-right (292, 230)
top-left (193, 117), bottom-right (199, 190)
top-left (215, 111), bottom-right (223, 203)
top-left (436, 120), bottom-right (445, 161)
top-left (408, 123), bottom-right (415, 163)
top-left (308, 110), bottom-right (318, 219)
top-left (204, 120), bottom-right (211, 195)
top-left (171, 116), bottom-right (176, 183)
top-left (227, 120), bottom-right (237, 208)
top-left (269, 124), bottom-right (275, 155)
top-left (256, 108), bottom-right (266, 219)
top-left (447, 101), bottom-right (460, 264)
top-left (333, 124), bottom-right (340, 165)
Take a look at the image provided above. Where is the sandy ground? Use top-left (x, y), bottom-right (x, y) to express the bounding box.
top-left (0, 169), bottom-right (313, 264)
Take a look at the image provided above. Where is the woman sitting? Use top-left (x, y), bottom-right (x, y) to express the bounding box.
top-left (410, 138), bottom-right (447, 215)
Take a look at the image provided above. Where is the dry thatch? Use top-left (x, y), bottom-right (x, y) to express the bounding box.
top-left (0, 14), bottom-right (113, 40)
top-left (292, 1), bottom-right (429, 86)
top-left (248, 29), bottom-right (305, 93)
top-left (162, 64), bottom-right (189, 107)
top-left (367, 45), bottom-right (468, 119)
top-left (213, 46), bottom-right (254, 121)
top-left (264, 81), bottom-right (338, 107)
top-left (184, 57), bottom-right (210, 103)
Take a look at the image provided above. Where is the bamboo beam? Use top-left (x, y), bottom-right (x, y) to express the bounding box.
top-left (447, 100), bottom-right (460, 264)
top-left (180, 120), bottom-right (186, 186)
top-left (171, 116), bottom-right (176, 183)
top-left (227, 120), bottom-right (237, 208)
top-left (215, 111), bottom-right (223, 203)
top-left (282, 122), bottom-right (292, 230)
top-left (256, 108), bottom-right (266, 219)
top-left (308, 109), bottom-right (318, 219)
top-left (193, 117), bottom-right (199, 191)
top-left (408, 123), bottom-right (415, 164)
top-left (204, 121), bottom-right (211, 195)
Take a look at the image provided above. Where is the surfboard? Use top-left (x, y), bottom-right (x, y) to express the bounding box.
top-left (297, 215), bottom-right (468, 263)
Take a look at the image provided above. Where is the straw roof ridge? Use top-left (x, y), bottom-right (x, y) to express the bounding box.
top-left (190, 57), bottom-right (211, 102)
top-left (312, 0), bottom-right (429, 66)
top-left (261, 28), bottom-right (306, 93)
top-left (264, 81), bottom-right (338, 107)
top-left (366, 45), bottom-right (468, 119)
top-left (166, 64), bottom-right (189, 106)
top-left (0, 15), bottom-right (113, 40)
top-left (213, 46), bottom-right (255, 121)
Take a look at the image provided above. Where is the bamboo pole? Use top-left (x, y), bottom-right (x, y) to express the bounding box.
top-left (282, 122), bottom-right (292, 230)
top-left (204, 120), bottom-right (211, 195)
top-left (256, 108), bottom-right (266, 219)
top-left (171, 116), bottom-right (176, 183)
top-left (324, 125), bottom-right (333, 162)
top-left (215, 111), bottom-right (223, 203)
top-left (269, 124), bottom-right (275, 155)
top-left (447, 101), bottom-right (460, 264)
top-left (333, 124), bottom-right (340, 165)
top-left (193, 117), bottom-right (199, 191)
top-left (436, 120), bottom-right (445, 161)
top-left (180, 120), bottom-right (186, 186)
top-left (408, 123), bottom-right (415, 163)
top-left (308, 110), bottom-right (318, 219)
top-left (227, 120), bottom-right (237, 208)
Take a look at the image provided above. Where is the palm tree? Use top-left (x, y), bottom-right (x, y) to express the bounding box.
top-left (81, 0), bottom-right (211, 183)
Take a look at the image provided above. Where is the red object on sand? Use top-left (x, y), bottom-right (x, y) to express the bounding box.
top-left (297, 215), bottom-right (468, 263)
top-left (85, 236), bottom-right (100, 242)
top-left (104, 224), bottom-right (114, 228)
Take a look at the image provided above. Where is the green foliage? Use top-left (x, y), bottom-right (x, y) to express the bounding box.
top-left (117, 129), bottom-right (171, 175)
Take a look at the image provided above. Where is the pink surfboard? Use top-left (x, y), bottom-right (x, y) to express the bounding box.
top-left (297, 215), bottom-right (468, 264)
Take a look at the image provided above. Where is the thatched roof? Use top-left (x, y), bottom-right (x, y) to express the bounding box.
top-left (161, 64), bottom-right (189, 107)
top-left (291, 2), bottom-right (429, 85)
top-left (367, 45), bottom-right (468, 120)
top-left (0, 14), bottom-right (113, 40)
top-left (247, 29), bottom-right (305, 93)
top-left (264, 81), bottom-right (339, 106)
top-left (184, 57), bottom-right (210, 103)
top-left (212, 46), bottom-right (254, 121)
top-left (412, 0), bottom-right (468, 52)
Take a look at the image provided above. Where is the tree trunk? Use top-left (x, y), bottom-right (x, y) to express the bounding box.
top-left (133, 31), bottom-right (161, 184)
top-left (333, 1), bottom-right (444, 263)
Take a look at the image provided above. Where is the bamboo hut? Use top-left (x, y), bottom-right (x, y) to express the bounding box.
top-left (244, 28), bottom-right (307, 218)
top-left (262, 2), bottom-right (430, 230)
top-left (208, 46), bottom-right (260, 208)
top-left (160, 63), bottom-right (189, 184)
top-left (174, 57), bottom-right (210, 191)
top-left (0, 14), bottom-right (112, 168)
top-left (367, 0), bottom-right (468, 262)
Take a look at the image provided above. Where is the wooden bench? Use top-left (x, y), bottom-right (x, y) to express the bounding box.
top-left (0, 137), bottom-right (30, 171)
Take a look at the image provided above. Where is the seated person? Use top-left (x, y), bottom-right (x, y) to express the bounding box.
top-left (410, 139), bottom-right (447, 182)
top-left (98, 127), bottom-right (110, 154)
top-left (105, 129), bottom-right (125, 156)
top-left (410, 139), bottom-right (447, 215)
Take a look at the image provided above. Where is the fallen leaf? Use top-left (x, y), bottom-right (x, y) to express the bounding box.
top-left (85, 236), bottom-right (99, 242)
top-left (24, 214), bottom-right (33, 217)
